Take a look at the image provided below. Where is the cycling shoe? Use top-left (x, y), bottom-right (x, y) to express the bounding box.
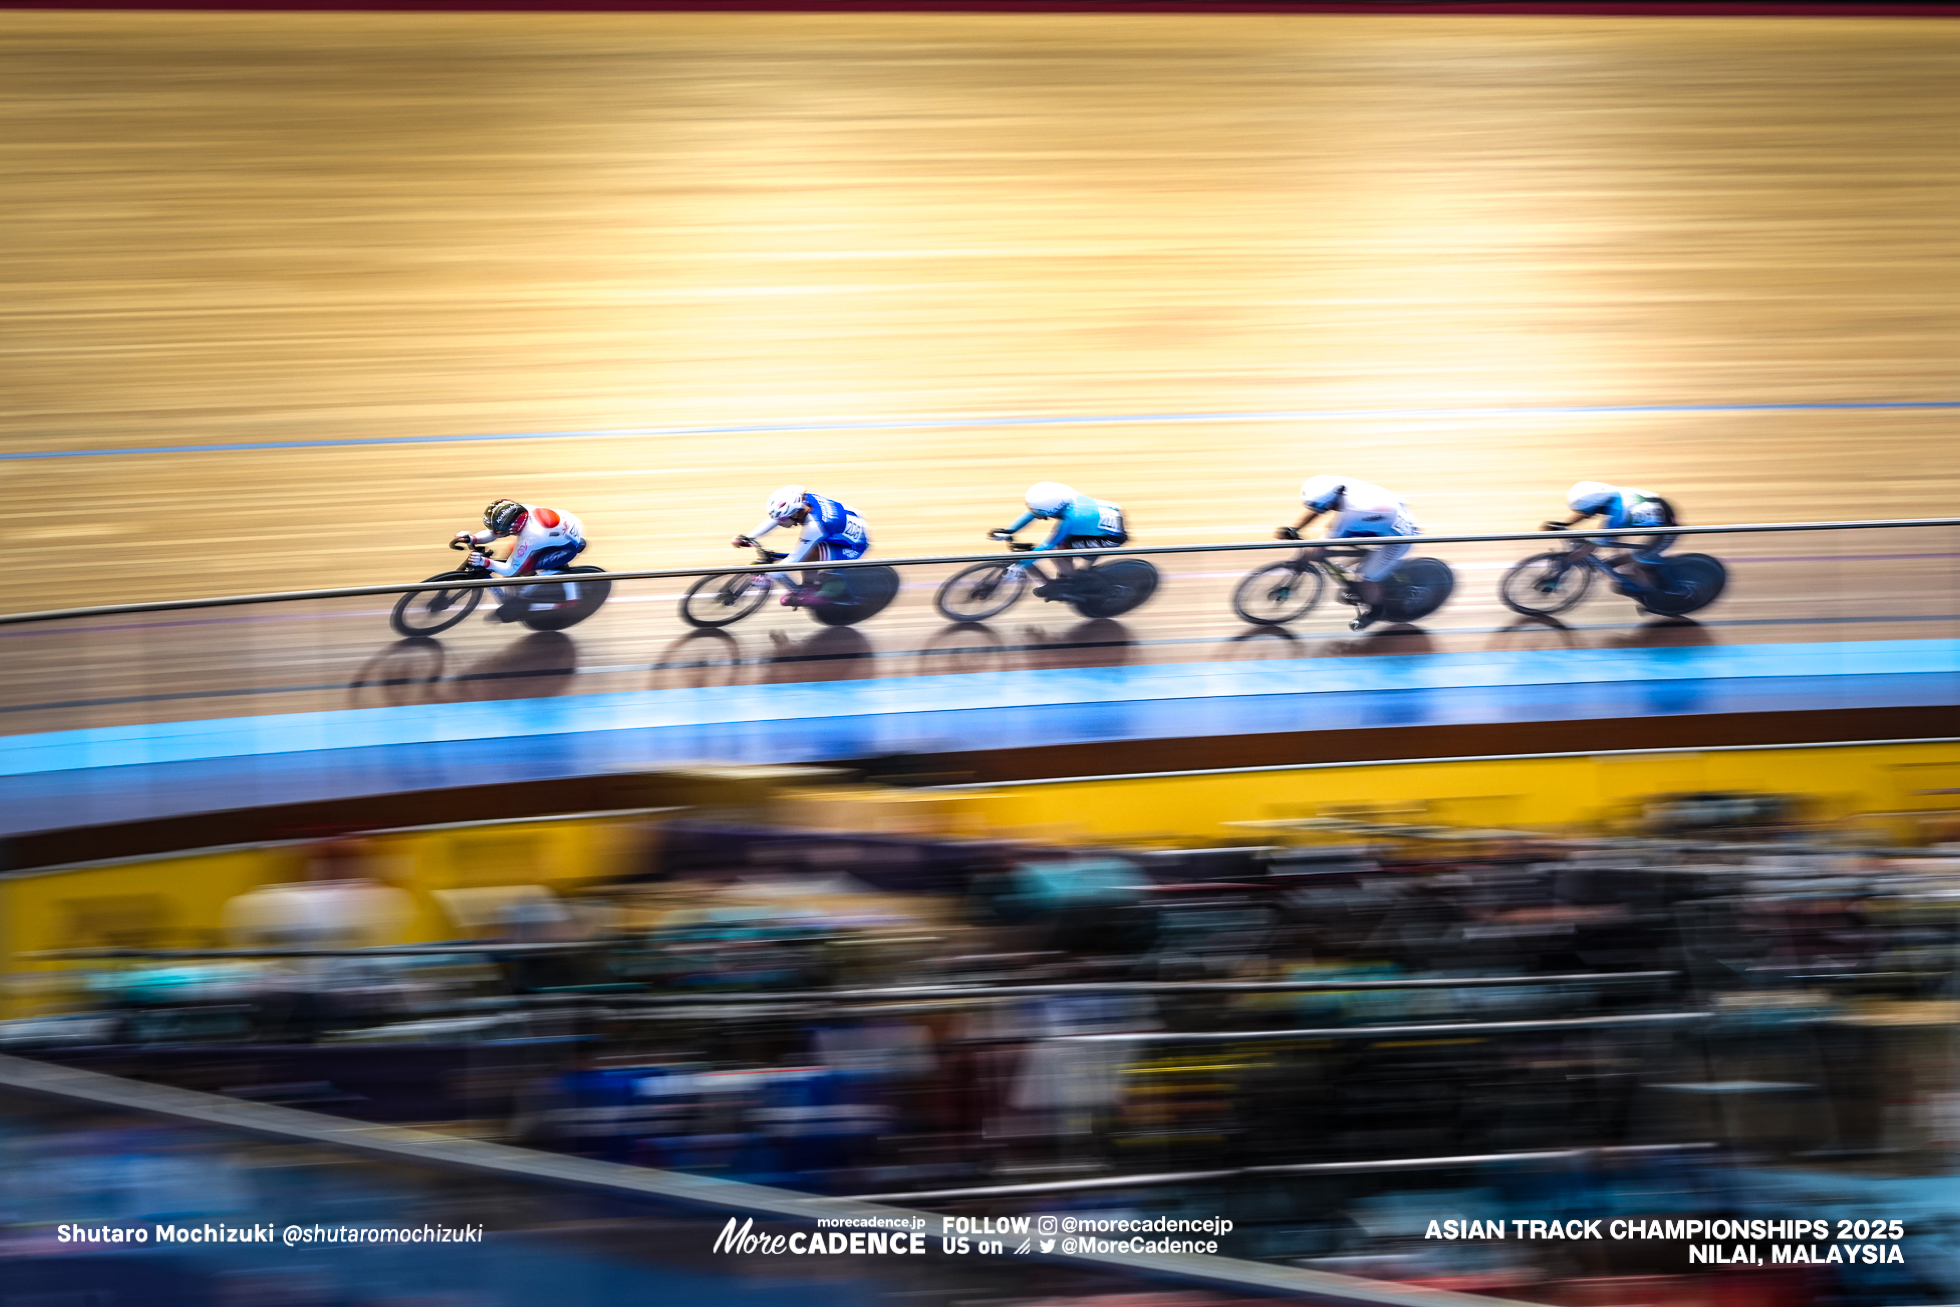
top-left (1349, 609), bottom-right (1382, 632)
top-left (1031, 581), bottom-right (1064, 601)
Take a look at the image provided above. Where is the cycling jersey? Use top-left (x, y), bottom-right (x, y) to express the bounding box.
top-left (1590, 487), bottom-right (1674, 532)
top-left (1303, 479), bottom-right (1416, 582)
top-left (1580, 486), bottom-right (1676, 562)
top-left (747, 492), bottom-right (870, 564)
top-left (1006, 493), bottom-right (1127, 551)
top-left (469, 505), bottom-right (587, 577)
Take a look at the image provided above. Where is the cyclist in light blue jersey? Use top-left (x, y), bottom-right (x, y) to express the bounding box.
top-left (1556, 481), bottom-right (1679, 587)
top-left (990, 481), bottom-right (1128, 595)
top-left (731, 485), bottom-right (871, 607)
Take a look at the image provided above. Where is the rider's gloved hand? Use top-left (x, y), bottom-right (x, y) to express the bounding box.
top-left (450, 531), bottom-right (475, 550)
top-left (988, 528), bottom-right (1014, 542)
top-left (730, 534), bottom-right (756, 549)
top-left (1274, 526), bottom-right (1301, 541)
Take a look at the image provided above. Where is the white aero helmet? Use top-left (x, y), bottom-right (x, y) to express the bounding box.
top-left (1567, 481), bottom-right (1617, 515)
top-left (764, 485), bottom-right (808, 522)
top-left (1024, 481), bottom-right (1076, 517)
top-left (1299, 475), bottom-right (1346, 512)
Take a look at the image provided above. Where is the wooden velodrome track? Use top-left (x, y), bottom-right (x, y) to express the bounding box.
top-left (4, 9), bottom-right (1959, 731)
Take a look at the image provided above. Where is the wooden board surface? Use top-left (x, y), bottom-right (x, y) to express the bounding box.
top-left (5, 11), bottom-right (1959, 611)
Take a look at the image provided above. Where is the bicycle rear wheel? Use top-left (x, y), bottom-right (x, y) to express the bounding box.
top-left (935, 561), bottom-right (1028, 623)
top-left (1073, 559), bottom-right (1158, 619)
top-left (1377, 557), bottom-right (1455, 624)
top-left (1499, 551), bottom-right (1594, 617)
top-left (681, 570), bottom-right (772, 628)
top-left (390, 571), bottom-right (484, 637)
top-left (809, 564), bottom-right (901, 627)
top-left (1231, 560), bottom-right (1325, 626)
top-left (1640, 553), bottom-right (1727, 617)
top-left (518, 565), bottom-right (613, 631)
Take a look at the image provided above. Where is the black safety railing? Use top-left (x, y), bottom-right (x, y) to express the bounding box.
top-left (3, 514), bottom-right (1957, 627)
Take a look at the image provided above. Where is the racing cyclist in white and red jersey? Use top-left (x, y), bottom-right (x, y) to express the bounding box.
top-left (455, 499), bottom-right (589, 622)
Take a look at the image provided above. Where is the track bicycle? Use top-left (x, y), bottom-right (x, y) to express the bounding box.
top-left (1231, 542), bottom-right (1455, 629)
top-left (390, 539), bottom-right (612, 637)
top-left (680, 547), bottom-right (901, 630)
top-left (934, 543), bottom-right (1160, 624)
top-left (1498, 526), bottom-right (1727, 619)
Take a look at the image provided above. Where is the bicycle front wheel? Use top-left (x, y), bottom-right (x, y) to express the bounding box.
top-left (935, 561), bottom-right (1029, 623)
top-left (680, 570), bottom-right (772, 629)
top-left (1231, 561), bottom-right (1325, 626)
top-left (1499, 552), bottom-right (1594, 617)
top-left (391, 571), bottom-right (484, 637)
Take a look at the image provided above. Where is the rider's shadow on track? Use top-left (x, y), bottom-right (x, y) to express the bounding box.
top-left (1488, 615), bottom-right (1584, 650)
top-left (1018, 618), bottom-right (1135, 670)
top-left (1603, 617), bottom-right (1714, 649)
top-left (654, 630), bottom-right (746, 689)
top-left (1314, 626), bottom-right (1439, 658)
top-left (1224, 627), bottom-right (1307, 660)
top-left (348, 637), bottom-right (448, 708)
top-left (1489, 614), bottom-right (1713, 651)
top-left (917, 622), bottom-right (1008, 676)
top-left (349, 632), bottom-right (580, 708)
top-left (446, 630), bottom-right (580, 700)
top-left (760, 625), bottom-right (877, 683)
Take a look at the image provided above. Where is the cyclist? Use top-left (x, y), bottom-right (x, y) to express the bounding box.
top-left (455, 499), bottom-right (588, 622)
top-left (731, 485), bottom-right (871, 607)
top-left (991, 482), bottom-right (1127, 595)
top-left (1554, 481), bottom-right (1678, 589)
top-left (1276, 476), bottom-right (1417, 629)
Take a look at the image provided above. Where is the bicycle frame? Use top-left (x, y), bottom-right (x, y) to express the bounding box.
top-left (1281, 543), bottom-right (1370, 591)
top-left (1547, 537), bottom-right (1653, 594)
top-left (455, 541), bottom-right (593, 607)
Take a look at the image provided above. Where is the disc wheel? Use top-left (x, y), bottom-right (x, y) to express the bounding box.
top-left (681, 570), bottom-right (772, 629)
top-left (517, 565), bottom-right (612, 631)
top-left (1231, 560), bottom-right (1326, 626)
top-left (1640, 553), bottom-right (1728, 617)
top-left (390, 571), bottom-right (485, 637)
top-left (1377, 557), bottom-right (1456, 624)
top-left (808, 564), bottom-right (901, 627)
top-left (935, 561), bottom-right (1029, 623)
top-left (1072, 559), bottom-right (1159, 619)
top-left (1499, 551), bottom-right (1595, 617)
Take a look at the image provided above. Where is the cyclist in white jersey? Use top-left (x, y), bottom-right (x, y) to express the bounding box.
top-left (1275, 476), bottom-right (1417, 628)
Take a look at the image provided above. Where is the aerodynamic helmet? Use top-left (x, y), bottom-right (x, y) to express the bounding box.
top-left (483, 499), bottom-right (528, 536)
top-left (1024, 481), bottom-right (1075, 517)
top-left (1299, 475), bottom-right (1346, 512)
top-left (765, 485), bottom-right (809, 522)
top-left (1567, 481), bottom-right (1617, 515)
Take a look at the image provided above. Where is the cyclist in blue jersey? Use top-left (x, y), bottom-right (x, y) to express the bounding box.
top-left (732, 485), bottom-right (872, 607)
top-left (990, 482), bottom-right (1128, 596)
top-left (1555, 481), bottom-right (1679, 588)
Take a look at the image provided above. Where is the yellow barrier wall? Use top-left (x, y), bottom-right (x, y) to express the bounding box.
top-left (7, 741), bottom-right (1956, 1017)
top-left (965, 740), bottom-right (1960, 846)
top-left (0, 811), bottom-right (660, 1018)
